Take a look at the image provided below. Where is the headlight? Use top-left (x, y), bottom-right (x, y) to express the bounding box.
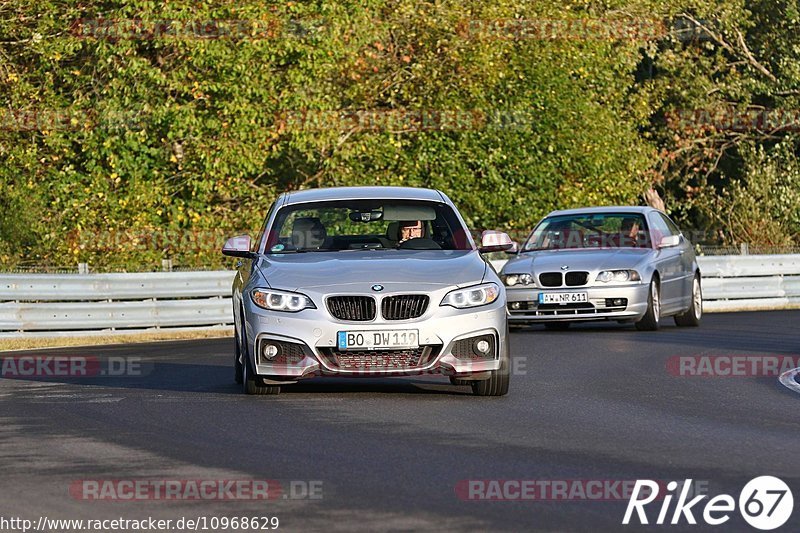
top-left (441, 282), bottom-right (500, 309)
top-left (502, 273), bottom-right (535, 287)
top-left (595, 270), bottom-right (641, 283)
top-left (251, 288), bottom-right (316, 312)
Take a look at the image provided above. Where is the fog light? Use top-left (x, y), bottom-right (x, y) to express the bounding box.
top-left (475, 340), bottom-right (491, 354)
top-left (262, 343), bottom-right (279, 360)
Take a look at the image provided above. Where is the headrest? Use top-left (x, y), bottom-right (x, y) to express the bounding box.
top-left (291, 217), bottom-right (326, 249)
top-left (621, 217), bottom-right (639, 229)
top-left (552, 229), bottom-right (583, 248)
top-left (386, 221), bottom-right (400, 241)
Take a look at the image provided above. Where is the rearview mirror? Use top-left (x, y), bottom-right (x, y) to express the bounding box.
top-left (658, 234), bottom-right (681, 248)
top-left (479, 230), bottom-right (514, 253)
top-left (222, 235), bottom-right (254, 258)
top-left (349, 210), bottom-right (383, 222)
top-left (505, 241), bottom-right (519, 254)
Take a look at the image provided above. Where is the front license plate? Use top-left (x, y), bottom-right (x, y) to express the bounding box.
top-left (337, 330), bottom-right (419, 351)
top-left (539, 292), bottom-right (588, 304)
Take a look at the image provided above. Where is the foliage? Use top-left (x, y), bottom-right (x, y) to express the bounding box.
top-left (0, 0), bottom-right (797, 270)
top-left (643, 0), bottom-right (800, 243)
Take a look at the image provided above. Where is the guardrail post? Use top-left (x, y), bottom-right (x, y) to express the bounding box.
top-left (740, 243), bottom-right (749, 255)
top-left (78, 262), bottom-right (89, 274)
top-left (162, 259), bottom-right (173, 272)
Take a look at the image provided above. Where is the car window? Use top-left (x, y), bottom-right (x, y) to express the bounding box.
top-left (522, 213), bottom-right (651, 250)
top-left (279, 208), bottom-right (392, 239)
top-left (254, 199), bottom-right (277, 252)
top-left (648, 213), bottom-right (674, 244)
top-left (265, 199), bottom-right (472, 252)
top-left (659, 213), bottom-right (681, 236)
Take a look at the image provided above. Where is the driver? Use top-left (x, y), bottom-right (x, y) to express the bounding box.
top-left (619, 217), bottom-right (641, 247)
top-left (398, 220), bottom-right (424, 244)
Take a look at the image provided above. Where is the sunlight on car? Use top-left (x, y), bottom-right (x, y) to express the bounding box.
top-left (223, 187), bottom-right (515, 396)
top-left (503, 207), bottom-right (702, 332)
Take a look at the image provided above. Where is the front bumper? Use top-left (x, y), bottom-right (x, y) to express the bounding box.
top-left (243, 294), bottom-right (507, 379)
top-left (505, 283), bottom-right (649, 322)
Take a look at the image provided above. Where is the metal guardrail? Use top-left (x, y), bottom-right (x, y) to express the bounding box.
top-left (696, 245), bottom-right (800, 256)
top-left (696, 255), bottom-right (800, 312)
top-left (0, 271), bottom-right (233, 301)
top-left (1, 254), bottom-right (798, 337)
top-left (0, 271), bottom-right (236, 337)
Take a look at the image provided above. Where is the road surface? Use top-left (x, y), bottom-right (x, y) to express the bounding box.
top-left (1, 311), bottom-right (798, 531)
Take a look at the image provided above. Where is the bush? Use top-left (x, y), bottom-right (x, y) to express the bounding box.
top-left (1, 1), bottom-right (798, 270)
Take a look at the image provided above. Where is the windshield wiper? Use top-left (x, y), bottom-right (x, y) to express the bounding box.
top-left (521, 247), bottom-right (570, 252)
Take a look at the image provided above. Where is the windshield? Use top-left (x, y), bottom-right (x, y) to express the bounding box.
top-left (264, 199), bottom-right (473, 253)
top-left (522, 213), bottom-right (651, 251)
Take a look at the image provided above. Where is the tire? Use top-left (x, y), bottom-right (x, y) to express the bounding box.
top-left (234, 323), bottom-right (243, 384)
top-left (471, 335), bottom-right (510, 397)
top-left (242, 338), bottom-right (280, 395)
top-left (544, 322), bottom-right (571, 331)
top-left (674, 275), bottom-right (702, 327)
top-left (635, 277), bottom-right (661, 331)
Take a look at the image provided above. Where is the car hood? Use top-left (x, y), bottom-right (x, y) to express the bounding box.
top-left (503, 248), bottom-right (654, 273)
top-left (256, 250), bottom-right (487, 291)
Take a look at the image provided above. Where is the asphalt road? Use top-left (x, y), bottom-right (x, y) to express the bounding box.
top-left (1, 311), bottom-right (799, 532)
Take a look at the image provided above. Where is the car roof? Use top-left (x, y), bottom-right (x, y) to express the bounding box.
top-left (280, 186), bottom-right (445, 206)
top-left (544, 206), bottom-right (660, 217)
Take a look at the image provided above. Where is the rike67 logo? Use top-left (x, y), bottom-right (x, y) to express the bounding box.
top-left (623, 476), bottom-right (793, 530)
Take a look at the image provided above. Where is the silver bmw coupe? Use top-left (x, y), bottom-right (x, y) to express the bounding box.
top-left (501, 206), bottom-right (702, 331)
top-left (222, 186), bottom-right (514, 395)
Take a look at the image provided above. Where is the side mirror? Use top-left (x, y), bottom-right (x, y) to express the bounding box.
top-left (658, 234), bottom-right (681, 249)
top-left (222, 235), bottom-right (254, 258)
top-left (504, 241), bottom-right (519, 255)
top-left (478, 230), bottom-right (514, 253)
